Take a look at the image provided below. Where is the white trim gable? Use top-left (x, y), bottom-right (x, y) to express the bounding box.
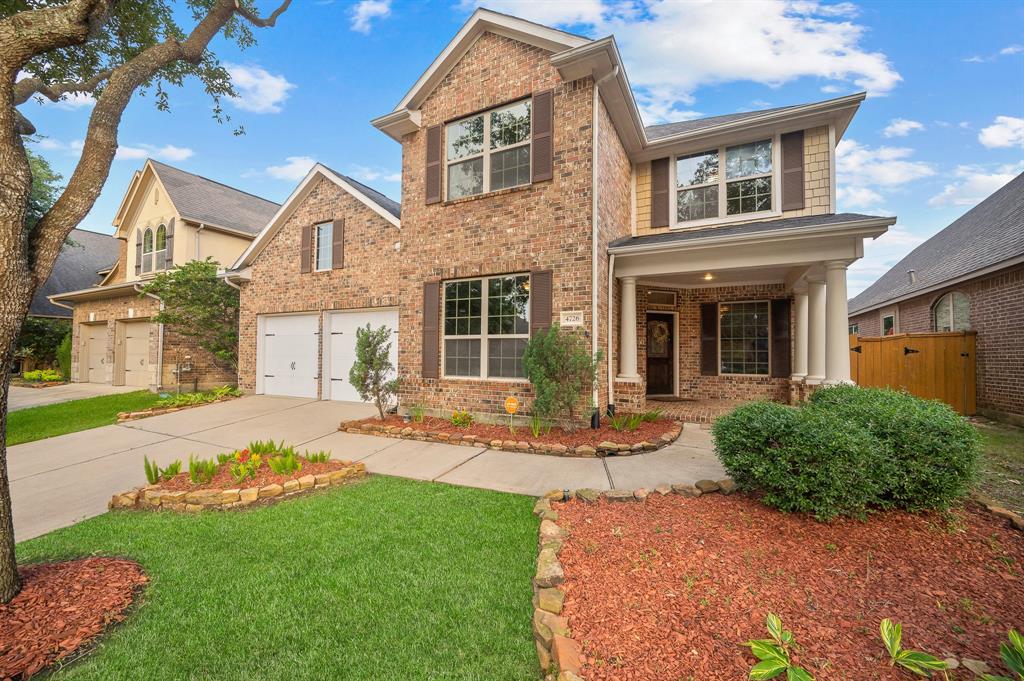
top-left (233, 163), bottom-right (400, 270)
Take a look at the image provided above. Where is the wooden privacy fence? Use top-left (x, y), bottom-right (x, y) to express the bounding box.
top-left (849, 331), bottom-right (977, 415)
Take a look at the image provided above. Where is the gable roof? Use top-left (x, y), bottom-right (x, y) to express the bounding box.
top-left (848, 172), bottom-right (1024, 315)
top-left (233, 163), bottom-right (400, 270)
top-left (148, 160), bottom-right (280, 236)
top-left (32, 228), bottom-right (120, 317)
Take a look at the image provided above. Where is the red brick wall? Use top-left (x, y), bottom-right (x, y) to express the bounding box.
top-left (237, 176), bottom-right (402, 396)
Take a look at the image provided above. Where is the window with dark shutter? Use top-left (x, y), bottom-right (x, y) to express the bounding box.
top-left (530, 270), bottom-right (553, 334)
top-left (651, 158), bottom-right (670, 228)
top-left (134, 229), bottom-right (142, 276)
top-left (770, 298), bottom-right (792, 377)
top-left (700, 302), bottom-right (718, 376)
top-left (332, 218), bottom-right (344, 270)
top-left (422, 281), bottom-right (440, 379)
top-left (531, 90), bottom-right (553, 183)
top-left (425, 124), bottom-right (442, 204)
top-left (781, 130), bottom-right (805, 211)
top-left (165, 218), bottom-right (175, 267)
top-left (300, 224), bottom-right (312, 274)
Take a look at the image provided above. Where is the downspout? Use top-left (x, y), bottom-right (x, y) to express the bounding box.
top-left (134, 284), bottom-right (164, 391)
top-left (591, 65), bottom-right (620, 421)
top-left (606, 252), bottom-right (616, 410)
top-left (195, 223), bottom-right (205, 260)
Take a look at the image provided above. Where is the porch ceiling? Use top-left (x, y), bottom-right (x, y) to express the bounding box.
top-left (640, 265), bottom-right (797, 289)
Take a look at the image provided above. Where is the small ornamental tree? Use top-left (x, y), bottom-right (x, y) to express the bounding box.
top-left (523, 324), bottom-right (601, 432)
top-left (56, 333), bottom-right (72, 381)
top-left (349, 324), bottom-right (399, 421)
top-left (141, 259), bottom-right (239, 369)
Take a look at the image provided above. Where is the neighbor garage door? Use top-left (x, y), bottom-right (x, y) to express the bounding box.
top-left (325, 309), bottom-right (398, 402)
top-left (260, 314), bottom-right (319, 398)
top-left (85, 324), bottom-right (107, 383)
top-left (121, 320), bottom-right (153, 387)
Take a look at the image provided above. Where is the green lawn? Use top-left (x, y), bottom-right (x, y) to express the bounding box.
top-left (6, 391), bottom-right (161, 446)
top-left (17, 476), bottom-right (539, 680)
top-left (976, 419), bottom-right (1024, 515)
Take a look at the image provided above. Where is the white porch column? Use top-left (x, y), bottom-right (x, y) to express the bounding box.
top-left (792, 290), bottom-right (808, 380)
top-left (824, 260), bottom-right (852, 384)
top-left (806, 279), bottom-right (826, 384)
top-left (618, 276), bottom-right (639, 378)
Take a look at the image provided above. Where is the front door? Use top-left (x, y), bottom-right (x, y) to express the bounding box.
top-left (645, 313), bottom-right (674, 395)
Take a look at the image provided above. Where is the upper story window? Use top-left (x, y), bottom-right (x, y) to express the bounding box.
top-left (933, 292), bottom-right (969, 332)
top-left (446, 100), bottom-right (531, 200)
top-left (675, 138), bottom-right (774, 226)
top-left (140, 224), bottom-right (167, 274)
top-left (314, 221), bottom-right (333, 271)
top-left (443, 274), bottom-right (530, 379)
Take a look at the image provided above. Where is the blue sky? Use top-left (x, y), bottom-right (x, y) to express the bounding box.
top-left (23, 0), bottom-right (1024, 295)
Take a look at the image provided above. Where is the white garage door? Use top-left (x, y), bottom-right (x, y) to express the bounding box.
top-left (261, 314), bottom-right (319, 398)
top-left (325, 309), bottom-right (399, 402)
top-left (85, 324), bottom-right (107, 383)
top-left (121, 321), bottom-right (152, 387)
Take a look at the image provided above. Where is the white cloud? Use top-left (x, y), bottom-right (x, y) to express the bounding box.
top-left (883, 118), bottom-right (924, 137)
top-left (836, 139), bottom-right (935, 210)
top-left (347, 165), bottom-right (401, 183)
top-left (962, 55), bottom-right (987, 64)
top-left (836, 185), bottom-right (883, 209)
top-left (978, 115), bottom-right (1024, 149)
top-left (265, 156), bottom-right (317, 181)
top-left (225, 63), bottom-right (295, 114)
top-left (463, 0), bottom-right (901, 124)
top-left (115, 144), bottom-right (194, 162)
top-left (351, 0), bottom-right (392, 33)
top-left (819, 84), bottom-right (843, 93)
top-left (928, 162), bottom-right (1023, 207)
top-left (1000, 44), bottom-right (1023, 55)
top-left (847, 224), bottom-right (928, 296)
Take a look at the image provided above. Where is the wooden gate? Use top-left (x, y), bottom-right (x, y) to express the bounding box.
top-left (849, 331), bottom-right (977, 415)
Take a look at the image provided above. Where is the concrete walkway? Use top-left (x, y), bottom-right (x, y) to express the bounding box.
top-left (9, 383), bottom-right (140, 411)
top-left (8, 396), bottom-right (724, 542)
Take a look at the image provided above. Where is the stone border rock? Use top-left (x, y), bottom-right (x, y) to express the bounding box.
top-left (108, 461), bottom-right (366, 512)
top-left (338, 420), bottom-right (684, 458)
top-left (117, 395), bottom-right (238, 422)
top-left (970, 490), bottom-right (1024, 533)
top-left (530, 478), bottom-right (737, 681)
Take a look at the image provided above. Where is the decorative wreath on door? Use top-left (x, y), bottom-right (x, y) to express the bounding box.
top-left (647, 320), bottom-right (670, 358)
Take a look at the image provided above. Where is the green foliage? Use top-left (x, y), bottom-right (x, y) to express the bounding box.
top-left (141, 259), bottom-right (240, 369)
top-left (247, 439), bottom-right (283, 455)
top-left (24, 149), bottom-right (63, 231)
top-left (228, 450), bottom-right (263, 484)
top-left (154, 385), bottom-right (240, 408)
top-left (144, 456), bottom-right (160, 485)
top-left (529, 413), bottom-right (550, 439)
top-left (189, 455), bottom-right (218, 485)
top-left (216, 452), bottom-right (234, 466)
top-left (408, 404), bottom-right (426, 424)
top-left (523, 324), bottom-right (601, 432)
top-left (267, 451), bottom-right (302, 476)
top-left (745, 613), bottom-right (814, 680)
top-left (980, 630), bottom-right (1024, 681)
top-left (714, 386), bottom-right (982, 520)
top-left (22, 368), bottom-right (62, 382)
top-left (640, 408), bottom-right (664, 423)
top-left (305, 450), bottom-right (330, 464)
top-left (162, 460), bottom-right (182, 479)
top-left (609, 412), bottom-right (644, 432)
top-left (880, 619), bottom-right (949, 678)
top-left (348, 324), bottom-right (400, 420)
top-left (56, 332), bottom-right (72, 381)
top-left (16, 317), bottom-right (70, 367)
top-left (450, 410), bottom-right (474, 428)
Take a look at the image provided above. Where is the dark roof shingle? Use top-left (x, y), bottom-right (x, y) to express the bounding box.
top-left (322, 165), bottom-right (401, 219)
top-left (848, 172), bottom-right (1024, 314)
top-left (32, 229), bottom-right (120, 317)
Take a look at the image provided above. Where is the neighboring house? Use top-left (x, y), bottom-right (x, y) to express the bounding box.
top-left (231, 9), bottom-right (894, 415)
top-left (50, 160), bottom-right (279, 391)
top-left (849, 172), bottom-right (1024, 420)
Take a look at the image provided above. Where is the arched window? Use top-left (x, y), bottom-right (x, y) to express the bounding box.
top-left (142, 228), bottom-right (153, 253)
top-left (932, 291), bottom-right (970, 331)
top-left (154, 224), bottom-right (167, 270)
top-left (155, 224), bottom-right (166, 251)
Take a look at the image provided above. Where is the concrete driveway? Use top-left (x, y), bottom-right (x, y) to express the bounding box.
top-left (9, 383), bottom-right (140, 411)
top-left (8, 395), bottom-right (724, 542)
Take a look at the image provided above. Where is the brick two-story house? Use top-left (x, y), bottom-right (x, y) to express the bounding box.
top-left (232, 9), bottom-right (894, 419)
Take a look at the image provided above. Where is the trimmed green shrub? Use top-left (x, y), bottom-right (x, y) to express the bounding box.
top-left (713, 386), bottom-right (980, 520)
top-left (523, 324), bottom-right (601, 432)
top-left (56, 332), bottom-right (72, 381)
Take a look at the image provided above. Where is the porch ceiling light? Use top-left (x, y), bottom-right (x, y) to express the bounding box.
top-left (703, 273), bottom-right (714, 281)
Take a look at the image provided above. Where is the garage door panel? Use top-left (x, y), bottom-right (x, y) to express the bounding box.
top-left (261, 314), bottom-right (319, 399)
top-left (327, 310), bottom-right (398, 402)
top-left (122, 322), bottom-right (152, 388)
top-left (86, 325), bottom-right (107, 383)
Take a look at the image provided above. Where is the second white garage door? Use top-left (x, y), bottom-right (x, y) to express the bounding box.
top-left (121, 320), bottom-right (153, 387)
top-left (325, 309), bottom-right (399, 402)
top-left (261, 314), bottom-right (319, 398)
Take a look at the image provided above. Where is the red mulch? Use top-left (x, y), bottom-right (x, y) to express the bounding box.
top-left (155, 454), bottom-right (350, 492)
top-left (0, 558), bottom-right (147, 679)
top-left (356, 415), bottom-right (677, 447)
top-left (555, 494), bottom-right (1024, 680)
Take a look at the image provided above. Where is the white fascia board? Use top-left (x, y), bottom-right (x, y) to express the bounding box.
top-left (371, 108), bottom-right (421, 142)
top-left (318, 165), bottom-right (402, 229)
top-left (112, 169), bottom-right (143, 229)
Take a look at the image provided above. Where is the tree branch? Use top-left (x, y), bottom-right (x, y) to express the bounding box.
top-left (0, 0), bottom-right (113, 67)
top-left (13, 69), bottom-right (113, 106)
top-left (233, 0), bottom-right (292, 28)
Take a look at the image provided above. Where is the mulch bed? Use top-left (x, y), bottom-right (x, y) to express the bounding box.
top-left (0, 558), bottom-right (147, 679)
top-left (555, 494), bottom-right (1024, 680)
top-left (353, 415), bottom-right (675, 447)
top-left (155, 456), bottom-right (349, 492)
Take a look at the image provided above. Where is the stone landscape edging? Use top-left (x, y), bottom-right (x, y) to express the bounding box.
top-left (338, 420), bottom-right (684, 458)
top-left (970, 490), bottom-right (1024, 533)
top-left (529, 477), bottom-right (738, 680)
top-left (107, 461), bottom-right (367, 512)
top-left (116, 395), bottom-right (238, 422)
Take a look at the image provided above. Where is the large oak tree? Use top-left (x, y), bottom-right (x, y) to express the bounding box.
top-left (0, 0), bottom-right (291, 603)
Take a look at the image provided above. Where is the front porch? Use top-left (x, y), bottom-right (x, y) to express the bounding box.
top-left (645, 397), bottom-right (746, 425)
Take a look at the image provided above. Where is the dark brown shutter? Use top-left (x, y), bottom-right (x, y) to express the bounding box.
top-left (300, 224), bottom-right (312, 274)
top-left (531, 90), bottom-right (554, 183)
top-left (425, 124), bottom-right (442, 204)
top-left (700, 302), bottom-right (718, 376)
top-left (165, 218), bottom-right (174, 267)
top-left (134, 229), bottom-right (142, 275)
top-left (530, 269), bottom-right (553, 333)
top-left (770, 298), bottom-right (792, 378)
top-left (781, 130), bottom-right (805, 211)
top-left (422, 281), bottom-right (440, 379)
top-left (650, 158), bottom-right (670, 228)
top-left (331, 218), bottom-right (344, 270)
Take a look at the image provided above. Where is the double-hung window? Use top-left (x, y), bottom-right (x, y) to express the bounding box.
top-left (446, 100), bottom-right (531, 200)
top-left (719, 301), bottom-right (769, 375)
top-left (674, 138), bottom-right (774, 226)
top-left (443, 274), bottom-right (530, 379)
top-left (140, 225), bottom-right (167, 274)
top-left (314, 221), bottom-right (333, 271)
